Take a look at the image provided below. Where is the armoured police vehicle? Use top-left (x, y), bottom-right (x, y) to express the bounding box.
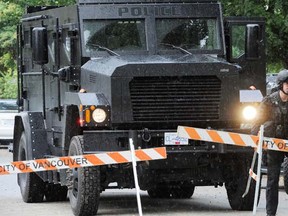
top-left (15, 0), bottom-right (266, 215)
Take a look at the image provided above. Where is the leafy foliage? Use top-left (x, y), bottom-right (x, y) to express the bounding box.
top-left (0, 2), bottom-right (22, 76)
top-left (0, 0), bottom-right (75, 98)
top-left (0, 71), bottom-right (17, 99)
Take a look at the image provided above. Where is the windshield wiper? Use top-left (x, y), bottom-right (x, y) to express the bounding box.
top-left (87, 43), bottom-right (120, 56)
top-left (160, 43), bottom-right (192, 55)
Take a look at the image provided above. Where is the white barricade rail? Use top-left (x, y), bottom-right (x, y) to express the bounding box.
top-left (177, 126), bottom-right (288, 153)
top-left (253, 125), bottom-right (264, 215)
top-left (129, 138), bottom-right (143, 216)
top-left (0, 147), bottom-right (167, 175)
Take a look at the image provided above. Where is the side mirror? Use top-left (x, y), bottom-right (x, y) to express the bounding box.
top-left (32, 27), bottom-right (48, 65)
top-left (245, 24), bottom-right (260, 60)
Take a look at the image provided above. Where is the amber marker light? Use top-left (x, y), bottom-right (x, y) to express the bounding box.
top-left (85, 109), bottom-right (91, 123)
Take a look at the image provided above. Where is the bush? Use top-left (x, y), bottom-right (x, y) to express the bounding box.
top-left (0, 71), bottom-right (17, 99)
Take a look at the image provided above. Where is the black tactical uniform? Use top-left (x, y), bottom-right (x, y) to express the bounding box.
top-left (252, 70), bottom-right (288, 216)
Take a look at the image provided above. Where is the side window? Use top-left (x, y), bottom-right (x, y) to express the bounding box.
top-left (48, 30), bottom-right (55, 61)
top-left (61, 29), bottom-right (71, 64)
top-left (22, 29), bottom-right (32, 72)
top-left (231, 25), bottom-right (245, 59)
top-left (23, 30), bottom-right (31, 47)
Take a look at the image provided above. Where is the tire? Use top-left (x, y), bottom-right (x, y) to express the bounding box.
top-left (225, 154), bottom-right (261, 210)
top-left (17, 132), bottom-right (45, 203)
top-left (283, 157), bottom-right (288, 195)
top-left (68, 136), bottom-right (100, 216)
top-left (147, 183), bottom-right (170, 198)
top-left (45, 184), bottom-right (68, 202)
top-left (170, 182), bottom-right (195, 199)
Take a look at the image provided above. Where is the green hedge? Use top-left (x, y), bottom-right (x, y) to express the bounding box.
top-left (0, 71), bottom-right (17, 99)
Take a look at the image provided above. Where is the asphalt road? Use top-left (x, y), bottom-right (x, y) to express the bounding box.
top-left (0, 149), bottom-right (287, 216)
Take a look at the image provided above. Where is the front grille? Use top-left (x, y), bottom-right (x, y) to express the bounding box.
top-left (130, 76), bottom-right (221, 121)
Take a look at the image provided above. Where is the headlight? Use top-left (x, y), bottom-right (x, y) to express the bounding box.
top-left (92, 108), bottom-right (107, 123)
top-left (242, 105), bottom-right (257, 120)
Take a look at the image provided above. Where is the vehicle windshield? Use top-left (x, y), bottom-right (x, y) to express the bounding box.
top-left (156, 18), bottom-right (220, 51)
top-left (82, 18), bottom-right (220, 54)
top-left (83, 19), bottom-right (147, 53)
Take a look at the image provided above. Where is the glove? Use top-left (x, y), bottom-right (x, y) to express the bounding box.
top-left (263, 121), bottom-right (276, 137)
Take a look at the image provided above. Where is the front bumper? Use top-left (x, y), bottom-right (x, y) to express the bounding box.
top-left (82, 129), bottom-right (254, 154)
top-left (82, 129), bottom-right (254, 187)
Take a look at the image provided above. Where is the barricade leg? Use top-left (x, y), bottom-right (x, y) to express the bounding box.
top-left (129, 138), bottom-right (143, 216)
top-left (253, 125), bottom-right (264, 215)
top-left (242, 151), bottom-right (258, 198)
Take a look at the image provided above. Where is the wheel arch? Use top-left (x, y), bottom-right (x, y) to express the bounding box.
top-left (13, 112), bottom-right (48, 161)
top-left (13, 113), bottom-right (32, 162)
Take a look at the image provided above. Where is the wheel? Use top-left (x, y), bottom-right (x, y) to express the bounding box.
top-left (170, 182), bottom-right (195, 199)
top-left (45, 184), bottom-right (68, 202)
top-left (283, 157), bottom-right (288, 194)
top-left (225, 154), bottom-right (261, 210)
top-left (17, 132), bottom-right (45, 203)
top-left (147, 183), bottom-right (170, 198)
top-left (68, 136), bottom-right (100, 216)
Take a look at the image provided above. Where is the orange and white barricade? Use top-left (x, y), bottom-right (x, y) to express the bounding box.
top-left (0, 147), bottom-right (166, 175)
top-left (177, 125), bottom-right (288, 153)
top-left (0, 145), bottom-right (166, 216)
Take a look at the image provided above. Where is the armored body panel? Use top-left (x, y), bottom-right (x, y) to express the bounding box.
top-left (15, 0), bottom-right (266, 214)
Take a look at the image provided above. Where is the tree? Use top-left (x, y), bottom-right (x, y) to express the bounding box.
top-left (0, 0), bottom-right (75, 98)
top-left (0, 2), bottom-right (22, 75)
top-left (221, 0), bottom-right (288, 72)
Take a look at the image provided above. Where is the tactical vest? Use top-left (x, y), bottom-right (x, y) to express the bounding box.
top-left (268, 91), bottom-right (288, 138)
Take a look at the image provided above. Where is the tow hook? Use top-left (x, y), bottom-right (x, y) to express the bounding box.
top-left (142, 128), bottom-right (151, 142)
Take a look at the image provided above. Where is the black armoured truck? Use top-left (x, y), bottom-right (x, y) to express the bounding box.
top-left (14, 0), bottom-right (266, 215)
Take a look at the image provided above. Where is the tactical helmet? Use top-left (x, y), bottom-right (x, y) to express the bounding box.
top-left (276, 69), bottom-right (288, 85)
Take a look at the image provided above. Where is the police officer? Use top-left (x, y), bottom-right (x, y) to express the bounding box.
top-left (252, 69), bottom-right (288, 216)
